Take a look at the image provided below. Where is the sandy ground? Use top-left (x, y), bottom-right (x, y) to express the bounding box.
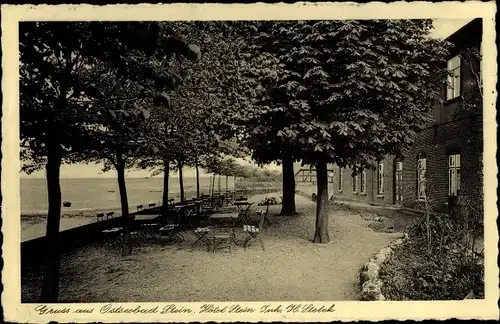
top-left (22, 194), bottom-right (403, 302)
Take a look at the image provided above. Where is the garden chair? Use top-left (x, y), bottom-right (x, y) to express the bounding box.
top-left (137, 205), bottom-right (143, 211)
top-left (242, 203), bottom-right (269, 251)
top-left (106, 211), bottom-right (115, 219)
top-left (158, 211), bottom-right (184, 245)
top-left (96, 212), bottom-right (122, 248)
top-left (235, 202), bottom-right (254, 226)
top-left (148, 203), bottom-right (156, 209)
top-left (212, 230), bottom-right (232, 253)
top-left (256, 201), bottom-right (272, 229)
top-left (192, 226), bottom-right (213, 251)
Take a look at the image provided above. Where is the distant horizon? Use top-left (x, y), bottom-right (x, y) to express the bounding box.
top-left (21, 175), bottom-right (220, 179)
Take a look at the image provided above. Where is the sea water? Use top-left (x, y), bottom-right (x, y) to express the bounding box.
top-left (20, 176), bottom-right (234, 241)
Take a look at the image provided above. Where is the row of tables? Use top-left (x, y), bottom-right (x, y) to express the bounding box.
top-left (131, 194), bottom-right (255, 249)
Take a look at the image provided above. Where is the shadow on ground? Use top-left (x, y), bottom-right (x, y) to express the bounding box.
top-left (22, 194), bottom-right (408, 303)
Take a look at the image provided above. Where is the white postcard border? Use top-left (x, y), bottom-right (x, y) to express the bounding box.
top-left (1, 2), bottom-right (498, 322)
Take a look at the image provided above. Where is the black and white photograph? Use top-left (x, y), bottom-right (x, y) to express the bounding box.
top-left (1, 2), bottom-right (498, 322)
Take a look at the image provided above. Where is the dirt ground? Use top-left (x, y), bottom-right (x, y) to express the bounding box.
top-left (22, 194), bottom-right (405, 302)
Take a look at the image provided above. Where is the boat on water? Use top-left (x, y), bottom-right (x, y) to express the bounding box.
top-left (63, 201), bottom-right (72, 207)
top-left (108, 190), bottom-right (115, 193)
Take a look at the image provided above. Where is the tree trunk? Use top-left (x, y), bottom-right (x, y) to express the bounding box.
top-left (195, 158), bottom-right (200, 198)
top-left (162, 157), bottom-right (170, 217)
top-left (116, 152), bottom-right (132, 256)
top-left (225, 175), bottom-right (228, 193)
top-left (313, 160), bottom-right (330, 243)
top-left (217, 174), bottom-right (221, 193)
top-left (178, 160), bottom-right (185, 202)
top-left (280, 156), bottom-right (297, 216)
top-left (234, 176), bottom-right (237, 191)
top-left (40, 151), bottom-right (62, 302)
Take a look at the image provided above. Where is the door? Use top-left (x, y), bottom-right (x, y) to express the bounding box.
top-left (394, 161), bottom-right (403, 205)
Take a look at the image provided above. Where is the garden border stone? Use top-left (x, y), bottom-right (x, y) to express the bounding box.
top-left (359, 233), bottom-right (408, 301)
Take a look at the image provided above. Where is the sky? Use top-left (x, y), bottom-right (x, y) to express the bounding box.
top-left (20, 18), bottom-right (473, 179)
top-left (431, 18), bottom-right (472, 39)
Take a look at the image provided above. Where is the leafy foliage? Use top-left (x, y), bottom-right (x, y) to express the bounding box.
top-left (241, 20), bottom-right (451, 168)
top-left (134, 22), bottom-right (250, 177)
top-left (20, 22), bottom-right (200, 172)
top-left (380, 193), bottom-right (484, 300)
top-left (236, 20), bottom-right (451, 242)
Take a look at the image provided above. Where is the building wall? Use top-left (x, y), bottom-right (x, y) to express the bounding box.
top-left (330, 156), bottom-right (396, 206)
top-left (300, 113), bottom-right (482, 212)
top-left (402, 115), bottom-right (482, 213)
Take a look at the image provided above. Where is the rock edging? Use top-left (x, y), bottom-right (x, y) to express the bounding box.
top-left (359, 233), bottom-right (409, 301)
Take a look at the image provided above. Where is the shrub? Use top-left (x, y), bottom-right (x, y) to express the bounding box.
top-left (380, 196), bottom-right (484, 300)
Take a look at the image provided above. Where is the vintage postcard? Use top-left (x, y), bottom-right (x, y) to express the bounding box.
top-left (1, 2), bottom-right (498, 322)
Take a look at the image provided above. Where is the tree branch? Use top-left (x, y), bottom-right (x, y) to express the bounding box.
top-left (468, 59), bottom-right (483, 98)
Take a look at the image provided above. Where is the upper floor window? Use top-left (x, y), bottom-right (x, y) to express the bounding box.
top-left (360, 168), bottom-right (367, 193)
top-left (377, 162), bottom-right (384, 194)
top-left (447, 55), bottom-right (461, 100)
top-left (449, 154), bottom-right (461, 196)
top-left (417, 154), bottom-right (427, 199)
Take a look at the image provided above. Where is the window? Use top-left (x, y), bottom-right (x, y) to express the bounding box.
top-left (417, 154), bottom-right (427, 199)
top-left (447, 55), bottom-right (461, 100)
top-left (395, 161), bottom-right (404, 203)
top-left (396, 161), bottom-right (403, 172)
top-left (352, 171), bottom-right (358, 193)
top-left (377, 162), bottom-right (384, 194)
top-left (338, 167), bottom-right (343, 191)
top-left (449, 154), bottom-right (461, 196)
top-left (360, 168), bottom-right (367, 193)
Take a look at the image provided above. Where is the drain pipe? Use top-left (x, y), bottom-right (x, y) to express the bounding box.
top-left (371, 163), bottom-right (375, 202)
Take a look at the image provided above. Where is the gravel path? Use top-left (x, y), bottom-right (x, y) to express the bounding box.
top-left (22, 194), bottom-right (403, 302)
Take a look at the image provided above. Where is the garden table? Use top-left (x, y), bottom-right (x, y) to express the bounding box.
top-left (133, 214), bottom-right (162, 241)
top-left (133, 214), bottom-right (160, 222)
top-left (210, 211), bottom-right (239, 234)
top-left (234, 201), bottom-right (254, 225)
top-left (217, 205), bottom-right (239, 214)
top-left (174, 203), bottom-right (196, 229)
top-left (209, 212), bottom-right (240, 227)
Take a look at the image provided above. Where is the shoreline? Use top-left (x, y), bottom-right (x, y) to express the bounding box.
top-left (20, 190), bottom-right (282, 242)
top-left (21, 186), bottom-right (283, 218)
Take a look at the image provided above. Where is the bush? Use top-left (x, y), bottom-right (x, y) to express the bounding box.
top-left (380, 240), bottom-right (483, 300)
top-left (257, 196), bottom-right (282, 206)
top-left (380, 197), bottom-right (484, 300)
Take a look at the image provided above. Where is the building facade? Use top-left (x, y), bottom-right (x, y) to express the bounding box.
top-left (297, 19), bottom-right (483, 213)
